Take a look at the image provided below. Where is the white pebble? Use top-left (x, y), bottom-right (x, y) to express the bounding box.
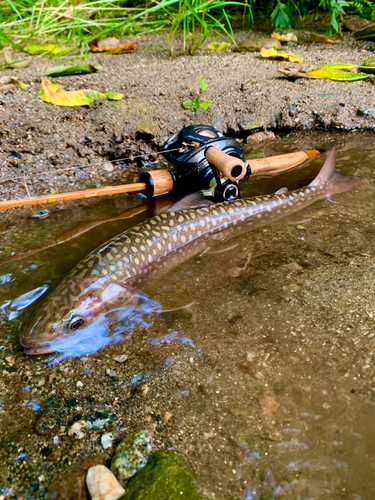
top-left (68, 420), bottom-right (87, 439)
top-left (113, 354), bottom-right (129, 363)
top-left (76, 381), bottom-right (83, 388)
top-left (101, 433), bottom-right (114, 449)
top-left (86, 465), bottom-right (125, 500)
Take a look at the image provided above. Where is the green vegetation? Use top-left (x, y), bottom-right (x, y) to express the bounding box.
top-left (182, 77), bottom-right (210, 110)
top-left (0, 0), bottom-right (374, 54)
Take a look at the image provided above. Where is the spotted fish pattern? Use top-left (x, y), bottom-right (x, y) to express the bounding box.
top-left (21, 148), bottom-right (364, 354)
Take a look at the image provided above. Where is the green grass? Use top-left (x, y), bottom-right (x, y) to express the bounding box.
top-left (0, 0), bottom-right (374, 55)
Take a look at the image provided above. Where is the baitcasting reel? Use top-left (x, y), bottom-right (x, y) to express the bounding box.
top-left (140, 125), bottom-right (248, 202)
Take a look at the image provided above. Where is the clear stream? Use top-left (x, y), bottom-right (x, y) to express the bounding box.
top-left (1, 131), bottom-right (375, 499)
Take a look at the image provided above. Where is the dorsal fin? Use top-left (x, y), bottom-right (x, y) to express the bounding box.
top-left (167, 191), bottom-right (212, 212)
top-left (275, 187), bottom-right (288, 195)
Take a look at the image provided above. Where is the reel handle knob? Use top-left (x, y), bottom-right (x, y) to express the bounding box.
top-left (205, 146), bottom-right (247, 182)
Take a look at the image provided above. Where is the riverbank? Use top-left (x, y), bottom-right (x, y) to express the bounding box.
top-left (0, 29), bottom-right (374, 211)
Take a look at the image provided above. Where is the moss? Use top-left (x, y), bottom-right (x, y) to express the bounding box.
top-left (111, 430), bottom-right (153, 480)
top-left (244, 115), bottom-right (264, 130)
top-left (363, 56), bottom-right (375, 75)
top-left (122, 450), bottom-right (205, 500)
top-left (135, 119), bottom-right (159, 138)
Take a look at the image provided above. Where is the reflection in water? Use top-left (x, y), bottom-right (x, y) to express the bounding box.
top-left (47, 291), bottom-right (161, 364)
top-left (0, 285), bottom-right (48, 321)
top-left (150, 331), bottom-right (196, 348)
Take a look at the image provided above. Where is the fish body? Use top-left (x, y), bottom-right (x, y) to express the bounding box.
top-left (21, 149), bottom-right (364, 354)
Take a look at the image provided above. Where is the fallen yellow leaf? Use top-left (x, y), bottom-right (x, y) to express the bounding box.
top-left (207, 42), bottom-right (229, 50)
top-left (305, 31), bottom-right (338, 44)
top-left (24, 43), bottom-right (73, 55)
top-left (260, 46), bottom-right (303, 63)
top-left (38, 77), bottom-right (123, 107)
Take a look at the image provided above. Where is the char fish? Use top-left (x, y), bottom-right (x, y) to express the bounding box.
top-left (21, 148), bottom-right (364, 354)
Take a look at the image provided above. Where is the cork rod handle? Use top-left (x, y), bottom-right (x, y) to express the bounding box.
top-left (205, 147), bottom-right (247, 181)
top-left (249, 150), bottom-right (320, 176)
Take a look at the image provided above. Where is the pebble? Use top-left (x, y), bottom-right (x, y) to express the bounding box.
top-left (86, 465), bottom-right (125, 500)
top-left (113, 354), bottom-right (128, 363)
top-left (68, 420), bottom-right (87, 439)
top-left (163, 411), bottom-right (173, 424)
top-left (110, 429), bottom-right (153, 480)
top-left (101, 433), bottom-right (114, 450)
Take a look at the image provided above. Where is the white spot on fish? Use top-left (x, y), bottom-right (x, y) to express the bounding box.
top-left (181, 235), bottom-right (187, 243)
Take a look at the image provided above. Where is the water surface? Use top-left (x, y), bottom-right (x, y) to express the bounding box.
top-left (0, 131), bottom-right (375, 499)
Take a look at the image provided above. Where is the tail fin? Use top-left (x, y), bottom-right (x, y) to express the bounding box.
top-left (309, 146), bottom-right (365, 196)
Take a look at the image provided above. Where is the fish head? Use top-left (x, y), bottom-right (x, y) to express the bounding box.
top-left (20, 276), bottom-right (135, 355)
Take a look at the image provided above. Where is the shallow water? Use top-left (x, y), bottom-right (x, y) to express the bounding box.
top-left (1, 131), bottom-right (375, 499)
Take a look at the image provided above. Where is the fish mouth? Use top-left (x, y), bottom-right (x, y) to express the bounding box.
top-left (20, 337), bottom-right (54, 355)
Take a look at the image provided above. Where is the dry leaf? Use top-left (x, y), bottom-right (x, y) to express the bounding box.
top-left (271, 32), bottom-right (298, 43)
top-left (3, 49), bottom-right (34, 69)
top-left (278, 67), bottom-right (322, 79)
top-left (260, 46), bottom-right (303, 63)
top-left (261, 396), bottom-right (280, 416)
top-left (305, 31), bottom-right (338, 44)
top-left (89, 39), bottom-right (137, 54)
top-left (0, 76), bottom-right (29, 91)
top-left (38, 77), bottom-right (123, 107)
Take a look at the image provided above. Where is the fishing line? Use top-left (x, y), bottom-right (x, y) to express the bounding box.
top-left (0, 147), bottom-right (182, 186)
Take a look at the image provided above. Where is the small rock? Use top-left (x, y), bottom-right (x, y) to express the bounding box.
top-left (110, 430), bottom-right (153, 480)
top-left (86, 465), bottom-right (125, 500)
top-left (135, 120), bottom-right (159, 139)
top-left (246, 130), bottom-right (275, 144)
top-left (5, 355), bottom-right (15, 366)
top-left (113, 354), bottom-right (128, 363)
top-left (284, 262), bottom-right (303, 273)
top-left (283, 283), bottom-right (300, 292)
top-left (344, 16), bottom-right (373, 33)
top-left (103, 162), bottom-right (114, 172)
top-left (101, 433), bottom-right (114, 450)
top-left (86, 411), bottom-right (116, 430)
top-left (68, 420), bottom-right (87, 439)
top-left (261, 395), bottom-right (280, 416)
top-left (162, 411), bottom-right (173, 424)
top-left (76, 381), bottom-right (83, 388)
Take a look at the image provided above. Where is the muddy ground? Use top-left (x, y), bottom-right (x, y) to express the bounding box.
top-left (0, 27), bottom-right (374, 222)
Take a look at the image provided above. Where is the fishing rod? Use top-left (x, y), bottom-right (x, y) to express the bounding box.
top-left (0, 125), bottom-right (320, 211)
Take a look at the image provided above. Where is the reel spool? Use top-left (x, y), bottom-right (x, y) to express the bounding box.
top-left (140, 125), bottom-right (247, 202)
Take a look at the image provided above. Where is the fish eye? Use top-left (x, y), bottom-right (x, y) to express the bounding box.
top-left (69, 316), bottom-right (85, 330)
